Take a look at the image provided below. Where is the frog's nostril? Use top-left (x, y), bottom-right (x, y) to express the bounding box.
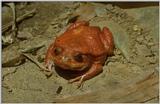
top-left (54, 47), bottom-right (62, 55)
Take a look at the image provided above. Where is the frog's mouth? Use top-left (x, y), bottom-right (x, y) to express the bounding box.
top-left (53, 56), bottom-right (91, 71)
top-left (54, 60), bottom-right (90, 71)
top-left (68, 63), bottom-right (89, 71)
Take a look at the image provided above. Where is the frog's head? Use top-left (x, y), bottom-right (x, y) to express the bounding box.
top-left (50, 44), bottom-right (92, 71)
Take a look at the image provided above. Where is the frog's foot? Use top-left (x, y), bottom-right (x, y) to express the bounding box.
top-left (45, 60), bottom-right (54, 72)
top-left (69, 63), bottom-right (103, 87)
top-left (68, 75), bottom-right (86, 88)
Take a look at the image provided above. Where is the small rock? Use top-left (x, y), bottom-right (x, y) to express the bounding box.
top-left (136, 35), bottom-right (144, 43)
top-left (74, 3), bottom-right (96, 21)
top-left (50, 20), bottom-right (59, 25)
top-left (2, 34), bottom-right (14, 45)
top-left (56, 86), bottom-right (63, 94)
top-left (132, 48), bottom-right (136, 53)
top-left (95, 7), bottom-right (107, 17)
top-left (106, 4), bottom-right (114, 10)
top-left (115, 49), bottom-right (121, 55)
top-left (130, 65), bottom-right (142, 74)
top-left (148, 42), bottom-right (155, 46)
top-left (137, 31), bottom-right (142, 35)
top-left (144, 34), bottom-right (152, 42)
top-left (155, 67), bottom-right (159, 72)
top-left (119, 12), bottom-right (127, 18)
top-left (2, 45), bottom-right (25, 67)
top-left (148, 56), bottom-right (157, 64)
top-left (59, 11), bottom-right (71, 20)
top-left (2, 67), bottom-right (17, 78)
top-left (37, 54), bottom-right (45, 63)
top-left (20, 41), bottom-right (45, 54)
top-left (133, 25), bottom-right (139, 31)
top-left (136, 44), bottom-right (151, 57)
top-left (17, 28), bottom-right (33, 40)
top-left (2, 6), bottom-right (13, 26)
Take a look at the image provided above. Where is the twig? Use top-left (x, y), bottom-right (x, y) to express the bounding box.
top-left (21, 53), bottom-right (53, 77)
top-left (22, 53), bottom-right (46, 71)
top-left (2, 82), bottom-right (13, 92)
top-left (21, 42), bottom-right (45, 53)
top-left (6, 3), bottom-right (17, 40)
top-left (2, 8), bottom-right (37, 33)
top-left (140, 96), bottom-right (159, 103)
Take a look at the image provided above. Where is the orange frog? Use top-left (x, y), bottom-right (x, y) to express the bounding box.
top-left (45, 21), bottom-right (114, 86)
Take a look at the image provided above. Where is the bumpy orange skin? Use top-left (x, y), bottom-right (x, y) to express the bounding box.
top-left (45, 21), bottom-right (114, 86)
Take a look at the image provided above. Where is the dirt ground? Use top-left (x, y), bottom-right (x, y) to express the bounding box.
top-left (2, 2), bottom-right (159, 103)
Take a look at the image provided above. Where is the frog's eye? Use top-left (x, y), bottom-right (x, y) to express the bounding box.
top-left (54, 47), bottom-right (62, 55)
top-left (74, 53), bottom-right (83, 62)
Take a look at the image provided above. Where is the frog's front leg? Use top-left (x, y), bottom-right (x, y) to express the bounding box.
top-left (68, 62), bottom-right (103, 87)
top-left (45, 44), bottom-right (55, 71)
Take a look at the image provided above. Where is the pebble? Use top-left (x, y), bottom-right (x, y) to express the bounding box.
top-left (17, 29), bottom-right (33, 40)
top-left (155, 67), bottom-right (159, 72)
top-left (136, 35), bottom-right (144, 43)
top-left (148, 42), bottom-right (155, 46)
top-left (148, 56), bottom-right (157, 64)
top-left (95, 7), bottom-right (107, 17)
top-left (37, 54), bottom-right (45, 63)
top-left (137, 31), bottom-right (142, 35)
top-left (130, 65), bottom-right (142, 74)
top-left (133, 25), bottom-right (139, 31)
top-left (106, 4), bottom-right (114, 10)
top-left (2, 35), bottom-right (14, 45)
top-left (136, 44), bottom-right (151, 57)
top-left (144, 34), bottom-right (152, 42)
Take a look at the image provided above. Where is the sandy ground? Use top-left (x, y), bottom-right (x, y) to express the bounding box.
top-left (2, 2), bottom-right (159, 103)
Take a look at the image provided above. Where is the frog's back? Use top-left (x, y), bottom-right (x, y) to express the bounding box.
top-left (56, 25), bottom-right (107, 56)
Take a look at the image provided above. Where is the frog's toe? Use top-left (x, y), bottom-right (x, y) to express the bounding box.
top-left (45, 60), bottom-right (54, 71)
top-left (68, 75), bottom-right (86, 87)
top-left (68, 76), bottom-right (81, 83)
